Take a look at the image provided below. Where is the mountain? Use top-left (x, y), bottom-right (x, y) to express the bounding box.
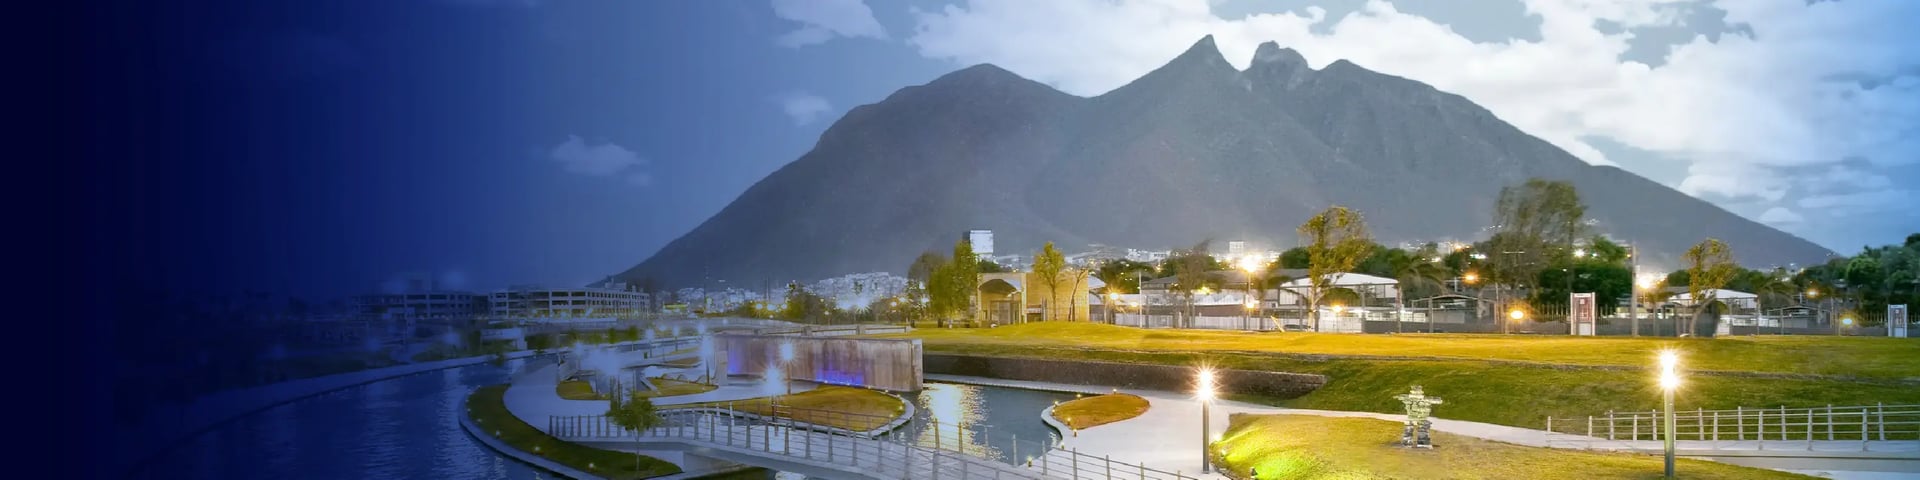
top-left (619, 36), bottom-right (1832, 288)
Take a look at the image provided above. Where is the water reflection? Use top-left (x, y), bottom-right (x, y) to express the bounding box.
top-left (903, 382), bottom-right (1077, 465)
top-left (136, 360), bottom-right (551, 480)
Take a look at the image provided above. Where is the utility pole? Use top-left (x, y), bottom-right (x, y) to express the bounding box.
top-left (1629, 241), bottom-right (1639, 337)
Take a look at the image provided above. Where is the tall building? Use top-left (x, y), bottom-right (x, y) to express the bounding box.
top-left (967, 229), bottom-right (995, 257)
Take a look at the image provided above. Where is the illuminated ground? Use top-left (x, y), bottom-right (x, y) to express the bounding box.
top-left (1213, 414), bottom-right (1811, 479)
top-left (1052, 393), bottom-right (1151, 430)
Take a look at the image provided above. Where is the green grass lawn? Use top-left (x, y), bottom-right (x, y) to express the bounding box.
top-left (466, 385), bottom-right (680, 479)
top-left (1052, 393), bottom-right (1150, 430)
top-left (641, 378), bottom-right (717, 398)
top-left (556, 379), bottom-right (602, 400)
top-left (557, 378), bottom-right (718, 401)
top-left (1214, 414), bottom-right (1812, 480)
top-left (884, 323), bottom-right (1920, 379)
top-left (884, 323), bottom-right (1920, 429)
top-left (672, 386), bottom-right (906, 431)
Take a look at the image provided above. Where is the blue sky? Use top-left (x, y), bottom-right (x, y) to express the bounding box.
top-left (95, 0), bottom-right (1920, 299)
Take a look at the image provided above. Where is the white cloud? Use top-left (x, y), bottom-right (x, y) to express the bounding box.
top-left (1758, 207), bottom-right (1804, 225)
top-left (548, 135), bottom-right (649, 183)
top-left (775, 92), bottom-right (834, 126)
top-left (773, 0), bottom-right (887, 47)
top-left (1798, 190), bottom-right (1916, 215)
top-left (906, 0), bottom-right (1920, 219)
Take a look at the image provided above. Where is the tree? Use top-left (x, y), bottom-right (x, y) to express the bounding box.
top-left (1170, 240), bottom-right (1217, 328)
top-left (976, 259), bottom-right (1007, 273)
top-left (1094, 259), bottom-right (1151, 294)
top-left (605, 388), bottom-right (663, 471)
top-left (1391, 254), bottom-right (1448, 333)
top-left (1279, 247), bottom-right (1312, 269)
top-left (1066, 267), bottom-right (1092, 322)
top-left (1486, 179), bottom-right (1587, 304)
top-left (1031, 242), bottom-right (1068, 321)
top-left (1684, 238), bottom-right (1738, 337)
top-left (927, 239), bottom-right (980, 326)
top-left (1298, 206), bottom-right (1373, 331)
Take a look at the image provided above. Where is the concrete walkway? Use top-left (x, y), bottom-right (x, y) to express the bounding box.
top-left (929, 374), bottom-right (1918, 480)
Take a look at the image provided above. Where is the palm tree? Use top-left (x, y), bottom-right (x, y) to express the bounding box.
top-left (1752, 268), bottom-right (1797, 333)
top-left (1393, 259), bottom-right (1449, 333)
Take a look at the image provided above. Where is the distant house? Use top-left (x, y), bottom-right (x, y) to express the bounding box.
top-left (1667, 288), bottom-right (1759, 311)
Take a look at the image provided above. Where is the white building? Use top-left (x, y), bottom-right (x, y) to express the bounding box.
top-left (489, 285), bottom-right (649, 318)
top-left (968, 229), bottom-right (995, 257)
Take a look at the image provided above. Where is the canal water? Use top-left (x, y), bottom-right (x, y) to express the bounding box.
top-left (135, 358), bottom-right (1077, 480)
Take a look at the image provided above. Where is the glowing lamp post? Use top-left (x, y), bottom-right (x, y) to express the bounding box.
top-left (1196, 368), bottom-right (1217, 474)
top-left (1108, 292), bottom-right (1121, 325)
top-left (1658, 350), bottom-right (1681, 479)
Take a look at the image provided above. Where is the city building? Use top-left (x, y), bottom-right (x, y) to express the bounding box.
top-left (351, 291), bottom-right (487, 320)
top-left (489, 284), bottom-right (650, 318)
top-left (968, 229), bottom-right (995, 257)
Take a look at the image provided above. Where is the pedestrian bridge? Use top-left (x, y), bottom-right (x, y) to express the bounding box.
top-left (549, 407), bottom-right (1204, 480)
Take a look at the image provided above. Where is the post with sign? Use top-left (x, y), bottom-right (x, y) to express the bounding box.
top-left (1891, 305), bottom-right (1909, 338)
top-left (1571, 293), bottom-right (1597, 336)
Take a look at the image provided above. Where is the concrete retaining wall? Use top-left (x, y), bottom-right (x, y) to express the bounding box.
top-left (720, 334), bottom-right (923, 392)
top-left (923, 354), bottom-right (1325, 399)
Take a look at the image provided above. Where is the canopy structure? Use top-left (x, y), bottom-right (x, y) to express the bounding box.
top-left (1670, 289), bottom-right (1759, 309)
top-left (1277, 272), bottom-right (1400, 288)
top-left (1273, 272), bottom-right (1401, 307)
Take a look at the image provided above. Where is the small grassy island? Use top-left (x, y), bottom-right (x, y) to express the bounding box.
top-left (557, 377), bottom-right (718, 401)
top-left (676, 385), bottom-right (907, 431)
top-left (1052, 393), bottom-right (1151, 430)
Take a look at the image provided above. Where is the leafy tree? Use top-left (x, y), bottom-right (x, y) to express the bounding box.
top-left (1169, 240), bottom-right (1218, 328)
top-left (1093, 259), bottom-right (1152, 294)
top-left (976, 259), bottom-right (1007, 273)
top-left (1486, 179), bottom-right (1587, 297)
top-left (1390, 250), bottom-right (1449, 332)
top-left (1298, 206), bottom-right (1373, 330)
top-left (1685, 238), bottom-right (1738, 337)
top-left (927, 239), bottom-right (979, 326)
top-left (1664, 269), bottom-right (1691, 287)
top-left (1585, 236), bottom-right (1630, 264)
top-left (1031, 242), bottom-right (1068, 321)
top-left (605, 388), bottom-right (662, 469)
top-left (1279, 247), bottom-right (1311, 269)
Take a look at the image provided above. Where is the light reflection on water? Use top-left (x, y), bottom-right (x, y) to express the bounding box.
top-left (137, 357), bottom-right (1072, 480)
top-left (136, 359), bottom-right (549, 480)
top-left (783, 382), bottom-right (1077, 479)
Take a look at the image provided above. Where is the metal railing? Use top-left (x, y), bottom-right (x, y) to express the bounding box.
top-left (1544, 403), bottom-right (1920, 451)
top-left (548, 405), bottom-right (1201, 479)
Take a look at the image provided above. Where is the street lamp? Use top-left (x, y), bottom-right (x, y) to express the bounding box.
top-left (1108, 292), bottom-right (1121, 325)
top-left (1657, 350), bottom-right (1681, 479)
top-left (1196, 368), bottom-right (1217, 474)
top-left (1507, 307), bottom-right (1525, 334)
top-left (778, 341), bottom-right (795, 396)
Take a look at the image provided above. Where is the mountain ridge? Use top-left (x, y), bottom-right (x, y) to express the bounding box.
top-left (620, 36), bottom-right (1830, 288)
